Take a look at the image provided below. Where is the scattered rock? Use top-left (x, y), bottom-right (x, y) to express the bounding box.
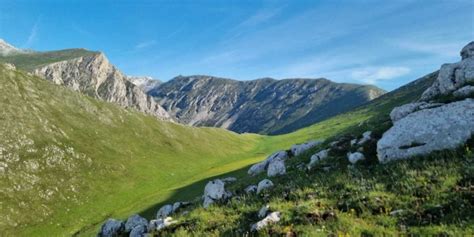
top-left (251, 211), bottom-right (281, 231)
top-left (98, 219), bottom-right (124, 237)
top-left (257, 179), bottom-right (274, 194)
top-left (357, 131), bottom-right (372, 145)
top-left (347, 152), bottom-right (365, 164)
top-left (203, 179), bottom-right (230, 208)
top-left (308, 149), bottom-right (329, 168)
top-left (244, 185), bottom-right (258, 194)
top-left (378, 99), bottom-right (474, 163)
top-left (258, 205), bottom-right (270, 218)
top-left (129, 224), bottom-right (147, 237)
top-left (350, 139), bottom-right (358, 146)
top-left (3, 63), bottom-right (15, 71)
top-left (172, 201), bottom-right (189, 213)
top-left (221, 177), bottom-right (237, 183)
top-left (453, 85), bottom-right (474, 98)
top-left (461, 41), bottom-right (474, 60)
top-left (290, 140), bottom-right (323, 156)
top-left (248, 151), bottom-right (288, 176)
top-left (267, 157), bottom-right (286, 177)
top-left (124, 214), bottom-right (148, 233)
top-left (156, 204), bottom-right (174, 219)
top-left (148, 217), bottom-right (177, 232)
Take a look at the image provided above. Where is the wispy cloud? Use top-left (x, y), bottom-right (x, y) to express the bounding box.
top-left (236, 7), bottom-right (282, 29)
top-left (351, 66), bottom-right (411, 84)
top-left (23, 17), bottom-right (40, 48)
top-left (135, 40), bottom-right (157, 50)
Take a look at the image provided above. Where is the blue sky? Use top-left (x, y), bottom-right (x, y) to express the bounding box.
top-left (0, 0), bottom-right (473, 90)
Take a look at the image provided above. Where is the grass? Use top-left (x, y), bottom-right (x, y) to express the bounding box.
top-left (0, 62), bottom-right (447, 236)
top-left (0, 49), bottom-right (97, 71)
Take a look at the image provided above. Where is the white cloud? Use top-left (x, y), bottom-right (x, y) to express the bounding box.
top-left (135, 40), bottom-right (157, 49)
top-left (351, 66), bottom-right (411, 84)
top-left (23, 18), bottom-right (40, 48)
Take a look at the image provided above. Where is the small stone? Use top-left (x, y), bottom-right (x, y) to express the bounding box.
top-left (257, 179), bottom-right (274, 194)
top-left (347, 152), bottom-right (365, 164)
top-left (244, 185), bottom-right (258, 194)
top-left (156, 204), bottom-right (173, 219)
top-left (251, 212), bottom-right (281, 231)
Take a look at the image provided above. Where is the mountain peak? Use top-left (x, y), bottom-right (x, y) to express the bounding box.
top-left (0, 38), bottom-right (22, 55)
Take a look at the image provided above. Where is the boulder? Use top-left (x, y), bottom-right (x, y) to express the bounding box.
top-left (357, 131), bottom-right (372, 145)
top-left (308, 149), bottom-right (329, 168)
top-left (98, 219), bottom-right (124, 237)
top-left (258, 205), bottom-right (270, 218)
top-left (257, 179), bottom-right (274, 194)
top-left (251, 212), bottom-right (281, 231)
top-left (267, 157), bottom-right (286, 177)
top-left (390, 102), bottom-right (445, 122)
top-left (248, 151), bottom-right (288, 176)
top-left (172, 201), bottom-right (189, 213)
top-left (347, 152), bottom-right (365, 164)
top-left (461, 41), bottom-right (474, 60)
top-left (290, 140), bottom-right (323, 157)
top-left (453, 85), bottom-right (474, 98)
top-left (129, 224), bottom-right (147, 237)
top-left (124, 214), bottom-right (148, 233)
top-left (221, 177), bottom-right (237, 183)
top-left (156, 204), bottom-right (173, 219)
top-left (203, 179), bottom-right (228, 208)
top-left (244, 185), bottom-right (258, 194)
top-left (148, 217), bottom-right (177, 232)
top-left (420, 42), bottom-right (474, 101)
top-left (377, 99), bottom-right (474, 163)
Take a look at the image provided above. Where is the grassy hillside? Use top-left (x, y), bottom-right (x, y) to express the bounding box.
top-left (1, 61), bottom-right (446, 236)
top-left (0, 49), bottom-right (97, 71)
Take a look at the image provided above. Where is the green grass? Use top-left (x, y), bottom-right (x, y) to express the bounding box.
top-left (0, 49), bottom-right (97, 71)
top-left (0, 63), bottom-right (446, 236)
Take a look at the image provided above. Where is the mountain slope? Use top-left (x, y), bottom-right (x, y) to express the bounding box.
top-left (0, 40), bottom-right (170, 120)
top-left (149, 76), bottom-right (386, 134)
top-left (0, 64), bottom-right (269, 236)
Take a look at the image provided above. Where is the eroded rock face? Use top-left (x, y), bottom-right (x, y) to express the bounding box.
top-left (98, 219), bottom-right (124, 237)
top-left (33, 53), bottom-right (171, 120)
top-left (378, 99), bottom-right (474, 163)
top-left (453, 85), bottom-right (474, 98)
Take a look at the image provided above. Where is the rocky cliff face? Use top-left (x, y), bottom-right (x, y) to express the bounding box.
top-left (33, 53), bottom-right (171, 120)
top-left (149, 76), bottom-right (385, 134)
top-left (127, 76), bottom-right (162, 93)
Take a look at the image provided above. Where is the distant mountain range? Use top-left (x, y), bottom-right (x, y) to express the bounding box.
top-left (0, 39), bottom-right (385, 134)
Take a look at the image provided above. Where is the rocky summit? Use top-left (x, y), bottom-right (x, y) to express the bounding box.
top-left (149, 76), bottom-right (385, 134)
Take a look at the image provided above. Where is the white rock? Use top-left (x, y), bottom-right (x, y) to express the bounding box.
top-left (172, 201), bottom-right (189, 213)
top-left (251, 212), bottom-right (281, 231)
top-left (347, 152), bottom-right (365, 164)
top-left (148, 217), bottom-right (177, 232)
top-left (257, 179), bottom-right (274, 194)
top-left (203, 196), bottom-right (215, 208)
top-left (350, 139), bottom-right (358, 146)
top-left (244, 185), bottom-right (258, 194)
top-left (357, 131), bottom-right (372, 145)
top-left (203, 179), bottom-right (227, 208)
top-left (290, 140), bottom-right (323, 157)
top-left (3, 63), bottom-right (16, 71)
top-left (258, 205), bottom-right (270, 218)
top-left (390, 102), bottom-right (428, 122)
top-left (453, 85), bottom-right (474, 98)
top-left (377, 99), bottom-right (474, 163)
top-left (248, 151), bottom-right (288, 176)
top-left (308, 149), bottom-right (329, 168)
top-left (98, 219), bottom-right (124, 237)
top-left (156, 204), bottom-right (173, 219)
top-left (221, 177), bottom-right (237, 183)
top-left (124, 214), bottom-right (148, 232)
top-left (267, 157), bottom-right (286, 177)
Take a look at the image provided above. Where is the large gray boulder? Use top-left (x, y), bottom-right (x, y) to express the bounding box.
top-left (267, 157), bottom-right (286, 177)
top-left (308, 149), bottom-right (329, 168)
top-left (290, 140), bottom-right (323, 156)
top-left (248, 151), bottom-right (288, 176)
top-left (156, 204), bottom-right (174, 219)
top-left (377, 99), bottom-right (474, 163)
top-left (420, 41), bottom-right (474, 101)
top-left (202, 179), bottom-right (228, 208)
top-left (251, 212), bottom-right (281, 231)
top-left (257, 179), bottom-right (274, 194)
top-left (390, 102), bottom-right (444, 122)
top-left (98, 219), bottom-right (124, 237)
top-left (124, 214), bottom-right (148, 233)
top-left (129, 224), bottom-right (147, 237)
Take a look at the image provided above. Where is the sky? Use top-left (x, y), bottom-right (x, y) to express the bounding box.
top-left (0, 0), bottom-right (473, 91)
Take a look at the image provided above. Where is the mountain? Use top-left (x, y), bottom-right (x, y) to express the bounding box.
top-left (149, 75), bottom-right (386, 134)
top-left (0, 40), bottom-right (171, 120)
top-left (127, 76), bottom-right (162, 93)
top-left (0, 39), bottom-right (25, 55)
